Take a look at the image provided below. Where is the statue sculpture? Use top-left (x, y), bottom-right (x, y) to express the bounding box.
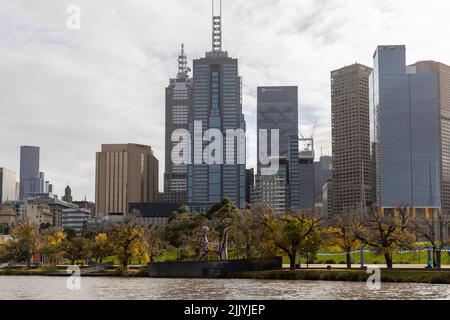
top-left (198, 226), bottom-right (231, 261)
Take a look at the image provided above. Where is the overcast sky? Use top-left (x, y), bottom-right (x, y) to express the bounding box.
top-left (1, 0), bottom-right (450, 201)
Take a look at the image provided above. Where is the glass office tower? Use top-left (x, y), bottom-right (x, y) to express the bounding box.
top-left (187, 4), bottom-right (246, 209)
top-left (371, 45), bottom-right (441, 209)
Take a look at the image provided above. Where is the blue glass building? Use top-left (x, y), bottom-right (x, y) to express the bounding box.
top-left (371, 46), bottom-right (441, 209)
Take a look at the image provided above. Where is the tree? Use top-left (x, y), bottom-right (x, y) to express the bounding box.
top-left (39, 230), bottom-right (66, 265)
top-left (327, 214), bottom-right (363, 268)
top-left (144, 224), bottom-right (165, 263)
top-left (354, 206), bottom-right (416, 269)
top-left (231, 204), bottom-right (275, 259)
top-left (63, 228), bottom-right (77, 241)
top-left (263, 210), bottom-right (323, 270)
top-left (6, 220), bottom-right (38, 268)
top-left (110, 218), bottom-right (149, 268)
top-left (91, 233), bottom-right (114, 263)
top-left (164, 208), bottom-right (207, 260)
top-left (63, 236), bottom-right (92, 265)
top-left (412, 208), bottom-right (449, 268)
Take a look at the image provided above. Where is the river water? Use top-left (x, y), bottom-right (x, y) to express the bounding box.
top-left (0, 276), bottom-right (449, 300)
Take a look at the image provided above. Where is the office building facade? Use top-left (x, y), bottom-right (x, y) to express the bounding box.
top-left (370, 46), bottom-right (441, 210)
top-left (164, 44), bottom-right (193, 204)
top-left (187, 6), bottom-right (246, 209)
top-left (95, 144), bottom-right (159, 217)
top-left (331, 64), bottom-right (372, 215)
top-left (62, 208), bottom-right (90, 235)
top-left (19, 146), bottom-right (41, 199)
top-left (255, 86), bottom-right (298, 211)
top-left (0, 168), bottom-right (18, 204)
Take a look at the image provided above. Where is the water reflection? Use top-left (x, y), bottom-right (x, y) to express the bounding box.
top-left (0, 276), bottom-right (449, 300)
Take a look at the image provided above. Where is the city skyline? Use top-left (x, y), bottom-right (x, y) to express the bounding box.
top-left (2, 1), bottom-right (450, 201)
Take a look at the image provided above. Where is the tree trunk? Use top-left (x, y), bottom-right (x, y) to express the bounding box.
top-left (384, 253), bottom-right (393, 269)
top-left (435, 250), bottom-right (441, 269)
top-left (346, 253), bottom-right (352, 269)
top-left (289, 254), bottom-right (296, 270)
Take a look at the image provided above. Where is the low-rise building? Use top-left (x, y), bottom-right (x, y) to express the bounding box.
top-left (22, 203), bottom-right (52, 228)
top-left (129, 202), bottom-right (182, 226)
top-left (62, 208), bottom-right (90, 235)
top-left (0, 201), bottom-right (18, 231)
top-left (26, 193), bottom-right (78, 227)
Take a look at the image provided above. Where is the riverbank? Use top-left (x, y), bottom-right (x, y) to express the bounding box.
top-left (0, 267), bottom-right (147, 277)
top-left (231, 269), bottom-right (450, 284)
top-left (3, 267), bottom-right (450, 284)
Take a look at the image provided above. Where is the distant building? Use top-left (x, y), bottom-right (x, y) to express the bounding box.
top-left (19, 146), bottom-right (40, 199)
top-left (245, 168), bottom-right (254, 204)
top-left (0, 168), bottom-right (18, 204)
top-left (322, 180), bottom-right (334, 219)
top-left (255, 86), bottom-right (299, 211)
top-left (331, 64), bottom-right (372, 215)
top-left (73, 200), bottom-right (96, 217)
top-left (62, 185), bottom-right (73, 203)
top-left (26, 193), bottom-right (78, 227)
top-left (19, 146), bottom-right (52, 199)
top-left (95, 144), bottom-right (159, 217)
top-left (164, 44), bottom-right (193, 204)
top-left (257, 86), bottom-right (299, 165)
top-left (314, 156), bottom-right (332, 202)
top-left (0, 201), bottom-right (18, 231)
top-left (20, 203), bottom-right (52, 228)
top-left (129, 202), bottom-right (182, 226)
top-left (62, 208), bottom-right (90, 235)
top-left (253, 159), bottom-right (289, 213)
top-left (291, 138), bottom-right (316, 210)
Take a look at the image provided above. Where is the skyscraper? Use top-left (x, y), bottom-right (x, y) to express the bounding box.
top-left (187, 0), bottom-right (246, 209)
top-left (288, 137), bottom-right (315, 210)
top-left (0, 168), bottom-right (18, 204)
top-left (164, 44), bottom-right (193, 204)
top-left (314, 155), bottom-right (332, 202)
top-left (331, 64), bottom-right (372, 215)
top-left (255, 86), bottom-right (298, 212)
top-left (19, 146), bottom-right (41, 199)
top-left (411, 60), bottom-right (450, 220)
top-left (257, 86), bottom-right (299, 165)
top-left (370, 45), bottom-right (442, 210)
top-left (245, 168), bottom-right (254, 204)
top-left (95, 144), bottom-right (159, 217)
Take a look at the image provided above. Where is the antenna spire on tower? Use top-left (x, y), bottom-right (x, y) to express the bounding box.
top-left (177, 43), bottom-right (188, 78)
top-left (212, 0), bottom-right (222, 52)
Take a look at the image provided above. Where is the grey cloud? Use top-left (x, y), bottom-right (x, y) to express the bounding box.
top-left (1, 0), bottom-right (449, 201)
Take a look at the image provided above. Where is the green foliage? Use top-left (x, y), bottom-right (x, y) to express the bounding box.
top-left (5, 220), bottom-right (38, 268)
top-left (63, 236), bottom-right (92, 264)
top-left (110, 218), bottom-right (149, 268)
top-left (263, 210), bottom-right (323, 269)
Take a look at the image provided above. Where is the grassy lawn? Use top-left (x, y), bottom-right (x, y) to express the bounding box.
top-left (66, 248), bottom-right (450, 266)
top-left (281, 251), bottom-right (450, 265)
top-left (232, 269), bottom-right (450, 284)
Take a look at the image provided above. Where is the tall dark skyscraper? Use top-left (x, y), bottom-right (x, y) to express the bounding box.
top-left (371, 46), bottom-right (449, 218)
top-left (257, 86), bottom-right (299, 167)
top-left (254, 86), bottom-right (298, 212)
top-left (164, 44), bottom-right (193, 204)
top-left (19, 146), bottom-right (41, 199)
top-left (187, 0), bottom-right (246, 208)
